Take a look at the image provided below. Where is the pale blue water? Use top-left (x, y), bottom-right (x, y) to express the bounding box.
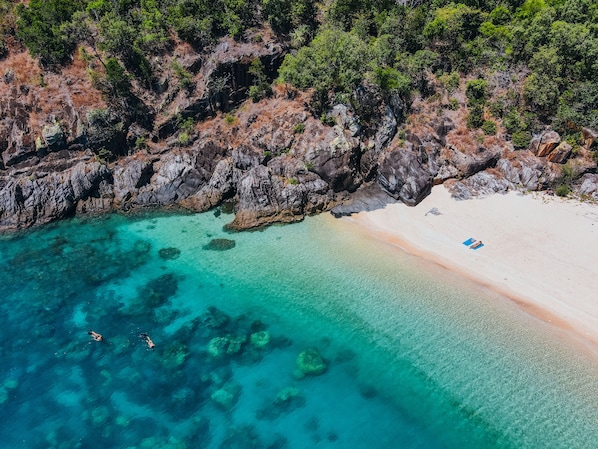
top-left (0, 209), bottom-right (597, 449)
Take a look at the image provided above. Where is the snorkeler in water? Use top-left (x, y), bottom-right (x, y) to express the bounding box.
top-left (88, 330), bottom-right (103, 341)
top-left (139, 333), bottom-right (155, 349)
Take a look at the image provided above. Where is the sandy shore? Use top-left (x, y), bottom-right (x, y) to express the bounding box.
top-left (344, 186), bottom-right (598, 351)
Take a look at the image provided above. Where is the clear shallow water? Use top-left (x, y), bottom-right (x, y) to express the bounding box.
top-left (0, 209), bottom-right (597, 449)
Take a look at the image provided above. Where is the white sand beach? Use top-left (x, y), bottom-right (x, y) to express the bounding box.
top-left (345, 186), bottom-right (598, 352)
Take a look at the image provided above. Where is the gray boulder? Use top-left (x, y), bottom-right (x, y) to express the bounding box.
top-left (378, 145), bottom-right (433, 206)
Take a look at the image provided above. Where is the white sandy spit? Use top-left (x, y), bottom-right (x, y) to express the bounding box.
top-left (344, 186), bottom-right (598, 351)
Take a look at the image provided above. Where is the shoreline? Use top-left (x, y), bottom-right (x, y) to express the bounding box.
top-left (340, 186), bottom-right (598, 356)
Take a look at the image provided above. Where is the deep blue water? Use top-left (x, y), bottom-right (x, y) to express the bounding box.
top-left (0, 209), bottom-right (597, 449)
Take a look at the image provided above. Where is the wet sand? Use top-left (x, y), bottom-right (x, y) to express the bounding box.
top-left (344, 186), bottom-right (598, 352)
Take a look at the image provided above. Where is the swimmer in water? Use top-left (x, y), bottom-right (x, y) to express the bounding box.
top-left (139, 333), bottom-right (155, 349)
top-left (88, 330), bottom-right (103, 341)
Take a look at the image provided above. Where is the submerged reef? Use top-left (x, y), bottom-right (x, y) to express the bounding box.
top-left (203, 238), bottom-right (236, 251)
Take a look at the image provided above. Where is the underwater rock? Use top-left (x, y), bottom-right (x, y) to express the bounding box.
top-left (207, 335), bottom-right (247, 357)
top-left (158, 247), bottom-right (181, 260)
top-left (226, 335), bottom-right (247, 355)
top-left (249, 331), bottom-right (270, 349)
top-left (295, 348), bottom-right (327, 377)
top-left (204, 306), bottom-right (231, 329)
top-left (133, 273), bottom-right (179, 311)
top-left (207, 337), bottom-right (230, 358)
top-left (202, 238), bottom-right (236, 251)
top-left (211, 382), bottom-right (241, 410)
top-left (274, 386), bottom-right (305, 412)
top-left (161, 343), bottom-right (190, 369)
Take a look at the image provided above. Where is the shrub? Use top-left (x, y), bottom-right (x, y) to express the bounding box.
top-left (465, 79), bottom-right (489, 105)
top-left (482, 120), bottom-right (497, 135)
top-left (511, 130), bottom-right (531, 149)
top-left (555, 184), bottom-right (570, 197)
top-left (440, 72), bottom-right (460, 93)
top-left (467, 104), bottom-right (484, 129)
top-left (224, 114), bottom-right (236, 125)
top-left (293, 123), bottom-right (305, 134)
top-left (448, 97), bottom-right (459, 110)
top-left (287, 177), bottom-right (299, 185)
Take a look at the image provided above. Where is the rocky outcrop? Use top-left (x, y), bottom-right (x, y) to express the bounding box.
top-left (530, 130), bottom-right (561, 157)
top-left (445, 171), bottom-right (512, 200)
top-left (378, 143), bottom-right (433, 206)
top-left (577, 174), bottom-right (598, 198)
top-left (546, 141), bottom-right (572, 164)
top-left (330, 183), bottom-right (396, 217)
top-left (227, 158), bottom-right (333, 230)
top-left (0, 158), bottom-right (110, 229)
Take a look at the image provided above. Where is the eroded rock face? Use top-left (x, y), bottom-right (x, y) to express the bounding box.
top-left (378, 144), bottom-right (433, 206)
top-left (227, 161), bottom-right (332, 230)
top-left (0, 159), bottom-right (110, 229)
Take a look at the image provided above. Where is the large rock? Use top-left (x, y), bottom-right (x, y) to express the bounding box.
top-left (294, 125), bottom-right (362, 193)
top-left (330, 183), bottom-right (396, 217)
top-left (227, 159), bottom-right (332, 230)
top-left (547, 141), bottom-right (572, 164)
top-left (581, 127), bottom-right (598, 150)
top-left (577, 173), bottom-right (598, 198)
top-left (180, 157), bottom-right (234, 211)
top-left (530, 130), bottom-right (561, 157)
top-left (295, 348), bottom-right (327, 377)
top-left (496, 152), bottom-right (548, 191)
top-left (0, 160), bottom-right (110, 230)
top-left (113, 159), bottom-right (154, 205)
top-left (378, 145), bottom-right (433, 206)
top-left (445, 171), bottom-right (512, 200)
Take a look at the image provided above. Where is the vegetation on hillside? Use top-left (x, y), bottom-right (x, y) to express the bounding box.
top-left (2, 0), bottom-right (598, 150)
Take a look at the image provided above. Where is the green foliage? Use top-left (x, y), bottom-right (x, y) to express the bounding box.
top-left (224, 113), bottom-right (236, 125)
top-left (481, 120), bottom-right (497, 135)
top-left (278, 27), bottom-right (369, 109)
top-left (465, 79), bottom-right (489, 105)
top-left (555, 183), bottom-right (570, 197)
top-left (466, 103), bottom-right (484, 128)
top-left (511, 130), bottom-right (531, 149)
top-left (439, 71), bottom-right (460, 93)
top-left (171, 61), bottom-right (193, 91)
top-left (248, 58), bottom-right (272, 102)
top-left (293, 123), bottom-right (305, 133)
top-left (17, 0), bottom-right (84, 65)
top-left (372, 66), bottom-right (411, 97)
top-left (447, 97), bottom-right (459, 110)
top-left (423, 3), bottom-right (485, 70)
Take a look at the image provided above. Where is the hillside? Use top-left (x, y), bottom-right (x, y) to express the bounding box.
top-left (0, 0), bottom-right (597, 230)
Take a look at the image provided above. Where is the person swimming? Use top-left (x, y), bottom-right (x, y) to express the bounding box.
top-left (140, 333), bottom-right (155, 349)
top-left (88, 330), bottom-right (103, 341)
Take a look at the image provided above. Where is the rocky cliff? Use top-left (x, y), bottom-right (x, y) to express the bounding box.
top-left (1, 34), bottom-right (597, 232)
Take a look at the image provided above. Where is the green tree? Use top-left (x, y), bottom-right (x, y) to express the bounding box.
top-left (16, 0), bottom-right (84, 65)
top-left (278, 27), bottom-right (369, 103)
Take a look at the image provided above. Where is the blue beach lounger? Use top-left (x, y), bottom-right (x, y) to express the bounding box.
top-left (462, 238), bottom-right (476, 246)
top-left (470, 241), bottom-right (484, 250)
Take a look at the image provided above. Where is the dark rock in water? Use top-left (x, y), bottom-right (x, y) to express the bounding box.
top-left (203, 238), bottom-right (235, 251)
top-left (330, 183), bottom-right (396, 217)
top-left (158, 247), bottom-right (181, 260)
top-left (135, 273), bottom-right (179, 309)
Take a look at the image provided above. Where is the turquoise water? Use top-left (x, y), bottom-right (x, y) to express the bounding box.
top-left (1, 209), bottom-right (597, 449)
